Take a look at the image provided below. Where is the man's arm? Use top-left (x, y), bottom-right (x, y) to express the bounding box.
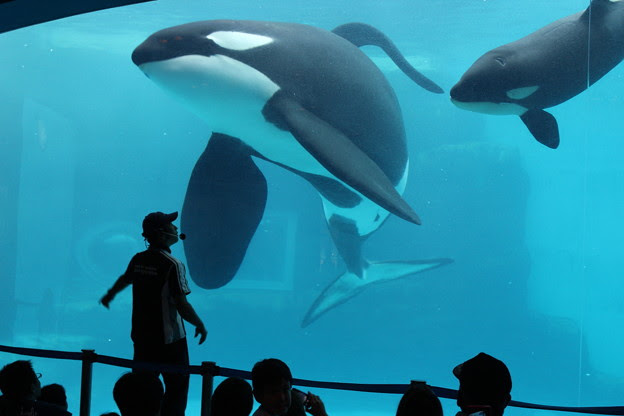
top-left (100, 274), bottom-right (131, 308)
top-left (173, 295), bottom-right (208, 344)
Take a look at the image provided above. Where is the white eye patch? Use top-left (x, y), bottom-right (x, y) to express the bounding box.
top-left (206, 31), bottom-right (274, 51)
top-left (506, 86), bottom-right (539, 100)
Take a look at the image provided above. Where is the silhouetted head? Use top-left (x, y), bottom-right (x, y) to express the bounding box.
top-left (252, 359), bottom-right (293, 416)
top-left (142, 211), bottom-right (179, 246)
top-left (454, 353), bottom-right (512, 416)
top-left (0, 360), bottom-right (41, 400)
top-left (40, 383), bottom-right (68, 410)
top-left (113, 372), bottom-right (164, 416)
top-left (396, 382), bottom-right (442, 416)
top-left (212, 377), bottom-right (253, 416)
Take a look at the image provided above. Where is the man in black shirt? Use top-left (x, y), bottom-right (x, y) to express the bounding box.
top-left (101, 211), bottom-right (207, 416)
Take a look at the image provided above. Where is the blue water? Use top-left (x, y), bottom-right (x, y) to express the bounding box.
top-left (1, 0), bottom-right (623, 415)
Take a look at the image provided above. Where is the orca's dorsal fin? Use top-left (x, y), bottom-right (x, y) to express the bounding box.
top-left (331, 22), bottom-right (444, 94)
top-left (520, 109), bottom-right (560, 149)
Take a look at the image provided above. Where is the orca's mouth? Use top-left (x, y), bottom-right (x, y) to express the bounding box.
top-left (131, 37), bottom-right (180, 67)
top-left (450, 98), bottom-right (475, 110)
top-left (450, 98), bottom-right (528, 116)
top-left (132, 31), bottom-right (220, 68)
top-left (449, 85), bottom-right (471, 103)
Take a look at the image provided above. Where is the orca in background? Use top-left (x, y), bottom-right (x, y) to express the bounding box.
top-left (132, 20), bottom-right (450, 326)
top-left (451, 0), bottom-right (624, 149)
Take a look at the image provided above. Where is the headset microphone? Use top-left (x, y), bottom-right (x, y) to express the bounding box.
top-left (161, 230), bottom-right (186, 240)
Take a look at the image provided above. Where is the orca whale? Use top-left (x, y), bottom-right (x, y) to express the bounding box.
top-left (132, 20), bottom-right (450, 326)
top-left (450, 0), bottom-right (624, 149)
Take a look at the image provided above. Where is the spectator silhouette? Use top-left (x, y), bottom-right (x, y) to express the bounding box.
top-left (113, 372), bottom-right (164, 416)
top-left (453, 353), bottom-right (511, 416)
top-left (36, 383), bottom-right (71, 416)
top-left (39, 384), bottom-right (68, 411)
top-left (251, 359), bottom-right (328, 416)
top-left (211, 377), bottom-right (253, 416)
top-left (251, 359), bottom-right (292, 416)
top-left (0, 360), bottom-right (41, 416)
top-left (395, 381), bottom-right (442, 416)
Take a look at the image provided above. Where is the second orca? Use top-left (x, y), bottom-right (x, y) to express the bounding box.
top-left (451, 0), bottom-right (624, 149)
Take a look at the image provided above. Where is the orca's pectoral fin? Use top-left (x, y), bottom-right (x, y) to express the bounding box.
top-left (181, 133), bottom-right (267, 289)
top-left (520, 109), bottom-right (560, 149)
top-left (301, 258), bottom-right (453, 327)
top-left (331, 22), bottom-right (444, 94)
top-left (264, 92), bottom-right (421, 225)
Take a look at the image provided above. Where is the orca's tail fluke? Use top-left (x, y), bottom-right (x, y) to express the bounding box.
top-left (332, 22), bottom-right (444, 94)
top-left (301, 258), bottom-right (453, 327)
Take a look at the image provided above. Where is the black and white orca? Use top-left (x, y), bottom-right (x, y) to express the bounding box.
top-left (132, 20), bottom-right (450, 326)
top-left (450, 0), bottom-right (624, 149)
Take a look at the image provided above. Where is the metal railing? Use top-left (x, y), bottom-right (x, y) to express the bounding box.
top-left (1, 344), bottom-right (623, 416)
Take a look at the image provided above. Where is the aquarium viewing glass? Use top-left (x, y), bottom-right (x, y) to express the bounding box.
top-left (1, 1), bottom-right (622, 415)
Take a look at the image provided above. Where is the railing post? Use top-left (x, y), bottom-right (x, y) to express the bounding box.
top-left (80, 349), bottom-right (96, 416)
top-left (200, 361), bottom-right (217, 416)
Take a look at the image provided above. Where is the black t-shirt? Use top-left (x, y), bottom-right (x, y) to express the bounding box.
top-left (123, 246), bottom-right (191, 345)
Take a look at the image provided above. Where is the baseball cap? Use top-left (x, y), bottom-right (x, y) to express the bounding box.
top-left (453, 353), bottom-right (512, 402)
top-left (142, 211), bottom-right (178, 238)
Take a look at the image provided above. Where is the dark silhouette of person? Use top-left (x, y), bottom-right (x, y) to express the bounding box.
top-left (39, 384), bottom-right (67, 411)
top-left (37, 383), bottom-right (72, 416)
top-left (395, 381), bottom-right (442, 416)
top-left (453, 353), bottom-right (512, 416)
top-left (251, 359), bottom-right (328, 416)
top-left (100, 211), bottom-right (208, 416)
top-left (0, 360), bottom-right (40, 416)
top-left (211, 377), bottom-right (253, 416)
top-left (113, 372), bottom-right (164, 416)
top-left (251, 359), bottom-right (292, 416)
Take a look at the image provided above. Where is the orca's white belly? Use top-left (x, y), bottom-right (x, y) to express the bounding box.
top-left (141, 54), bottom-right (329, 176)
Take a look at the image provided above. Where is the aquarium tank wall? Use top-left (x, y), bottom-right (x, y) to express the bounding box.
top-left (1, 0), bottom-right (623, 415)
